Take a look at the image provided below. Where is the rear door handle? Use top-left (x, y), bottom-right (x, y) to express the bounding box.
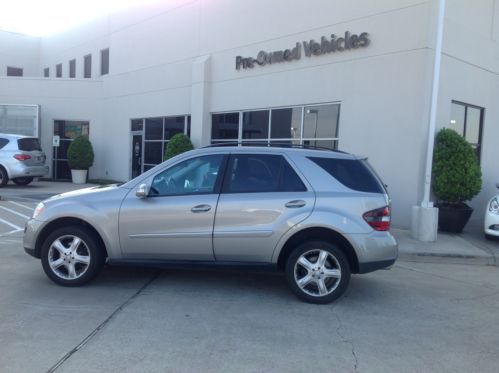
top-left (285, 200), bottom-right (306, 208)
top-left (191, 204), bottom-right (211, 213)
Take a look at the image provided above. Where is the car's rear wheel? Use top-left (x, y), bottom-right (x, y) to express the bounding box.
top-left (0, 167), bottom-right (8, 187)
top-left (285, 241), bottom-right (350, 304)
top-left (13, 177), bottom-right (34, 186)
top-left (41, 226), bottom-right (105, 286)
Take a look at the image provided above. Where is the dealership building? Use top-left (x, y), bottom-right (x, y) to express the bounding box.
top-left (0, 0), bottom-right (498, 229)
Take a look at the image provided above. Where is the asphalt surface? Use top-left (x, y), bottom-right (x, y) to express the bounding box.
top-left (1, 185), bottom-right (498, 372)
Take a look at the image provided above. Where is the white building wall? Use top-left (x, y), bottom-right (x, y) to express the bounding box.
top-left (0, 31), bottom-right (40, 77)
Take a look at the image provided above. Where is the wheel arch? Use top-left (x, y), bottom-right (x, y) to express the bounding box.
top-left (276, 227), bottom-right (359, 273)
top-left (34, 217), bottom-right (108, 259)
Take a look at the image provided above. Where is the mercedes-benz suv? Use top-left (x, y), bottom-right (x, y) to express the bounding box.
top-left (24, 145), bottom-right (397, 304)
top-left (0, 133), bottom-right (48, 187)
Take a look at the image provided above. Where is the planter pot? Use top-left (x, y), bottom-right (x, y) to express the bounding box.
top-left (71, 169), bottom-right (88, 184)
top-left (437, 203), bottom-right (473, 233)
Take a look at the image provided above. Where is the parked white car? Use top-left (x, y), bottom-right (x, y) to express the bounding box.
top-left (485, 183), bottom-right (499, 240)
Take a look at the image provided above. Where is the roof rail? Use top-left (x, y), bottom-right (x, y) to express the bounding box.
top-left (203, 141), bottom-right (345, 153)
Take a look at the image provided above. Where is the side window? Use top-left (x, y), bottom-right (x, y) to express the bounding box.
top-left (150, 154), bottom-right (224, 196)
top-left (0, 138), bottom-right (9, 150)
top-left (224, 154), bottom-right (307, 193)
top-left (281, 161), bottom-right (307, 192)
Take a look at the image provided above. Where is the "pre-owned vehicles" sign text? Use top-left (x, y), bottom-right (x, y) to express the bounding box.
top-left (235, 31), bottom-right (370, 70)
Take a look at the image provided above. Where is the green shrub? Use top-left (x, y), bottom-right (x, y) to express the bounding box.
top-left (164, 133), bottom-right (194, 160)
top-left (67, 135), bottom-right (94, 170)
top-left (432, 128), bottom-right (482, 204)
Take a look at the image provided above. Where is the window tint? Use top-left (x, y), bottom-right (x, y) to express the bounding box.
top-left (0, 138), bottom-right (9, 149)
top-left (150, 155), bottom-right (224, 196)
top-left (69, 59), bottom-right (76, 78)
top-left (56, 63), bottom-right (62, 78)
top-left (211, 113), bottom-right (239, 141)
top-left (7, 67), bottom-right (23, 76)
top-left (224, 154), bottom-right (306, 193)
top-left (84, 54), bottom-right (92, 78)
top-left (100, 48), bottom-right (109, 75)
top-left (309, 157), bottom-right (384, 193)
top-left (18, 138), bottom-right (41, 151)
top-left (44, 67), bottom-right (49, 77)
top-left (281, 161), bottom-right (307, 192)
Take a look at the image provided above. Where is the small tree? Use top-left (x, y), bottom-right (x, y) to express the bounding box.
top-left (67, 135), bottom-right (94, 170)
top-left (432, 128), bottom-right (482, 205)
top-left (164, 133), bottom-right (194, 160)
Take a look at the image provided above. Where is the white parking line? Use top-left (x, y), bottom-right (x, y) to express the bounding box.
top-left (0, 228), bottom-right (23, 237)
top-left (0, 206), bottom-right (31, 220)
top-left (0, 217), bottom-right (23, 230)
top-left (7, 201), bottom-right (35, 211)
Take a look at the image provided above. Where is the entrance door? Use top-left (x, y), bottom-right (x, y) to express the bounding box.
top-left (131, 134), bottom-right (142, 178)
top-left (53, 120), bottom-right (89, 180)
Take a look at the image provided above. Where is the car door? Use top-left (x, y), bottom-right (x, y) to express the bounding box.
top-left (119, 153), bottom-right (227, 260)
top-left (213, 152), bottom-right (315, 262)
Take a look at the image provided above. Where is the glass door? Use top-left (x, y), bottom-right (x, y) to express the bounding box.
top-left (53, 120), bottom-right (89, 180)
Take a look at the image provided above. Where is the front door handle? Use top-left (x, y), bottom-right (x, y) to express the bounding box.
top-left (191, 204), bottom-right (211, 213)
top-left (285, 200), bottom-right (306, 208)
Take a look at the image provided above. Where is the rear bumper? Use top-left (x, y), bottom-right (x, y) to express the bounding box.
top-left (348, 230), bottom-right (398, 273)
top-left (9, 164), bottom-right (49, 179)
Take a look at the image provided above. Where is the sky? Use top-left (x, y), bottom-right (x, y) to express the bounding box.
top-left (0, 0), bottom-right (159, 37)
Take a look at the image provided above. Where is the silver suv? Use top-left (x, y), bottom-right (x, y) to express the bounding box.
top-left (0, 133), bottom-right (48, 187)
top-left (24, 145), bottom-right (397, 304)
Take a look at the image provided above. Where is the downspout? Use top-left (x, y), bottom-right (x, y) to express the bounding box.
top-left (421, 0), bottom-right (446, 208)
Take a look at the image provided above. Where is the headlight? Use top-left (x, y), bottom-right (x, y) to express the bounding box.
top-left (489, 198), bottom-right (499, 214)
top-left (33, 202), bottom-right (45, 219)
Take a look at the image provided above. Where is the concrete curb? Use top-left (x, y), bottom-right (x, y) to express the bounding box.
top-left (398, 252), bottom-right (495, 266)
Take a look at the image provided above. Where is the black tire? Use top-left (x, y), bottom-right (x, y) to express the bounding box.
top-left (13, 177), bottom-right (34, 186)
top-left (41, 226), bottom-right (105, 286)
top-left (0, 167), bottom-right (8, 187)
top-left (285, 241), bottom-right (351, 304)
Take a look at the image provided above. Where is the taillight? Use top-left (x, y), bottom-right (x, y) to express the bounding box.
top-left (363, 206), bottom-right (391, 231)
top-left (14, 154), bottom-right (31, 161)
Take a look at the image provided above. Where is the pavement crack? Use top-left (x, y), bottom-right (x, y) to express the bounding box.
top-left (46, 270), bottom-right (162, 373)
top-left (451, 290), bottom-right (499, 302)
top-left (333, 309), bottom-right (358, 373)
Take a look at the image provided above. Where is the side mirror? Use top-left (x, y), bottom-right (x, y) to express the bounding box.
top-left (136, 183), bottom-right (149, 198)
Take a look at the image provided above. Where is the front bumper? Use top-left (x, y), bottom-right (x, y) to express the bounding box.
top-left (23, 218), bottom-right (45, 258)
top-left (9, 164), bottom-right (49, 179)
top-left (484, 211), bottom-right (499, 237)
top-left (348, 230), bottom-right (398, 274)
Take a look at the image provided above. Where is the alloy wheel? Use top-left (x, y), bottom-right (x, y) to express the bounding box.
top-left (48, 235), bottom-right (91, 280)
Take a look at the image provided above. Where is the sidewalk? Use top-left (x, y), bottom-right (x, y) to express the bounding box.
top-left (393, 228), bottom-right (498, 266)
top-left (1, 180), bottom-right (498, 266)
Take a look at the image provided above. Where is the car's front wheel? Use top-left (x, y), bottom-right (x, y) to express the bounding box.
top-left (13, 177), bottom-right (34, 186)
top-left (285, 241), bottom-right (350, 304)
top-left (41, 226), bottom-right (105, 286)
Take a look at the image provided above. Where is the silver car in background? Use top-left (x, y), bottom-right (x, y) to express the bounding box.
top-left (0, 133), bottom-right (49, 187)
top-left (24, 145), bottom-right (397, 304)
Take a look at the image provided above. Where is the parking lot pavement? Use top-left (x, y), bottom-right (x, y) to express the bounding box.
top-left (1, 233), bottom-right (498, 373)
top-left (0, 199), bottom-right (36, 237)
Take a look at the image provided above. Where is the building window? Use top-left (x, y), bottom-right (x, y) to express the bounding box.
top-left (56, 64), bottom-right (62, 78)
top-left (211, 103), bottom-right (340, 149)
top-left (449, 101), bottom-right (484, 161)
top-left (69, 59), bottom-right (76, 78)
top-left (100, 48), bottom-right (109, 75)
top-left (84, 54), bottom-right (92, 78)
top-left (44, 68), bottom-right (49, 77)
top-left (7, 67), bottom-right (23, 77)
top-left (132, 115), bottom-right (191, 172)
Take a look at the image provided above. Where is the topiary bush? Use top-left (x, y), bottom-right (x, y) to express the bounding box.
top-left (432, 128), bottom-right (482, 204)
top-left (67, 135), bottom-right (94, 170)
top-left (164, 133), bottom-right (194, 160)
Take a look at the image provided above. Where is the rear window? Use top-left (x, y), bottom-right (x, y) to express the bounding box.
top-left (309, 157), bottom-right (385, 193)
top-left (17, 138), bottom-right (41, 151)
